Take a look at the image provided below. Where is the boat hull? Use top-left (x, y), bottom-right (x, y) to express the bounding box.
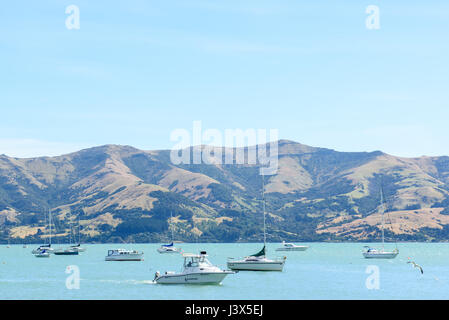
top-left (155, 272), bottom-right (232, 284)
top-left (35, 253), bottom-right (50, 258)
top-left (54, 251), bottom-right (79, 255)
top-left (276, 246), bottom-right (308, 252)
top-left (363, 252), bottom-right (398, 259)
top-left (227, 260), bottom-right (285, 271)
top-left (157, 248), bottom-right (179, 254)
top-left (105, 254), bottom-right (143, 261)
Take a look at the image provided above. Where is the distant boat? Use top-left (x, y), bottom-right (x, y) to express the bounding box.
top-left (157, 242), bottom-right (179, 253)
top-left (54, 248), bottom-right (79, 255)
top-left (227, 174), bottom-right (286, 271)
top-left (32, 209), bottom-right (54, 254)
top-left (105, 249), bottom-right (143, 261)
top-left (54, 211), bottom-right (79, 256)
top-left (276, 241), bottom-right (309, 252)
top-left (154, 251), bottom-right (234, 284)
top-left (362, 186), bottom-right (399, 259)
top-left (157, 212), bottom-right (180, 254)
top-left (34, 249), bottom-right (51, 258)
top-left (70, 216), bottom-right (86, 253)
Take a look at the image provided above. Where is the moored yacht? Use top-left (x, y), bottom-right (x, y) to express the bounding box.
top-left (105, 249), bottom-right (144, 261)
top-left (362, 186), bottom-right (399, 259)
top-left (32, 209), bottom-right (54, 254)
top-left (157, 242), bottom-right (180, 254)
top-left (275, 241), bottom-right (309, 252)
top-left (34, 249), bottom-right (51, 258)
top-left (70, 243), bottom-right (86, 253)
top-left (227, 174), bottom-right (287, 272)
top-left (32, 244), bottom-right (54, 254)
top-left (154, 251), bottom-right (234, 284)
top-left (157, 212), bottom-right (180, 254)
top-left (54, 247), bottom-right (79, 255)
top-left (363, 246), bottom-right (399, 259)
top-left (227, 246), bottom-right (286, 271)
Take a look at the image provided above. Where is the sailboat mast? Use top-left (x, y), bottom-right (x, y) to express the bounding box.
top-left (380, 187), bottom-right (385, 250)
top-left (170, 211), bottom-right (174, 242)
top-left (78, 215), bottom-right (80, 245)
top-left (44, 209), bottom-right (47, 245)
top-left (262, 174), bottom-right (266, 246)
top-left (49, 208), bottom-right (52, 246)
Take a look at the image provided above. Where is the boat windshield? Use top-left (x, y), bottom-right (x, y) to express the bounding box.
top-left (184, 256), bottom-right (212, 268)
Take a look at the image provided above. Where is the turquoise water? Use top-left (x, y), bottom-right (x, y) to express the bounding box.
top-left (1, 242), bottom-right (448, 300)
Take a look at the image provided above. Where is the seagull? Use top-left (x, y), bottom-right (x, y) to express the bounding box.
top-left (407, 260), bottom-right (423, 274)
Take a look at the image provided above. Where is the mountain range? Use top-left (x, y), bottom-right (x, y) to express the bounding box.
top-left (1, 140), bottom-right (449, 243)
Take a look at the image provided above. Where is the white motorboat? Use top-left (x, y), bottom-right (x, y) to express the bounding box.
top-left (105, 249), bottom-right (144, 261)
top-left (227, 174), bottom-right (287, 272)
top-left (157, 242), bottom-right (180, 254)
top-left (154, 251), bottom-right (234, 284)
top-left (276, 241), bottom-right (309, 252)
top-left (362, 186), bottom-right (399, 259)
top-left (227, 246), bottom-right (286, 271)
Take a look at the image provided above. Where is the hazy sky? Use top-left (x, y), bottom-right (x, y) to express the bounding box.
top-left (1, 1), bottom-right (448, 158)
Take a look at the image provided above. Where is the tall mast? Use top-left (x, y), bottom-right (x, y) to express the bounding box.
top-left (77, 215), bottom-right (80, 245)
top-left (44, 209), bottom-right (47, 245)
top-left (262, 174), bottom-right (266, 246)
top-left (69, 211), bottom-right (72, 245)
top-left (170, 211), bottom-right (174, 242)
top-left (380, 187), bottom-right (385, 250)
top-left (49, 208), bottom-right (52, 246)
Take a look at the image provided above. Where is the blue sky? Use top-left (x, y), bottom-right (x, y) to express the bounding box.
top-left (1, 1), bottom-right (448, 158)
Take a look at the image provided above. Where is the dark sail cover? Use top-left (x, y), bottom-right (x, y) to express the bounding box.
top-left (251, 245), bottom-right (265, 257)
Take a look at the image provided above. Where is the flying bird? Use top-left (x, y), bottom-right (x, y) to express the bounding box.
top-left (407, 259), bottom-right (423, 274)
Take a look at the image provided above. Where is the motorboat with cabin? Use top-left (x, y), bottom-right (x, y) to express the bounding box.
top-left (154, 251), bottom-right (234, 284)
top-left (275, 241), bottom-right (309, 252)
top-left (105, 249), bottom-right (144, 261)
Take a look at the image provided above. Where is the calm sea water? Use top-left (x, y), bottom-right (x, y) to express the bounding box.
top-left (1, 242), bottom-right (448, 300)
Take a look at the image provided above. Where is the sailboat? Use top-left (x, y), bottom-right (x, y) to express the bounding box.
top-left (157, 212), bottom-right (180, 253)
top-left (227, 174), bottom-right (286, 271)
top-left (362, 187), bottom-right (399, 259)
top-left (70, 216), bottom-right (86, 253)
top-left (54, 212), bottom-right (79, 255)
top-left (32, 209), bottom-right (54, 254)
